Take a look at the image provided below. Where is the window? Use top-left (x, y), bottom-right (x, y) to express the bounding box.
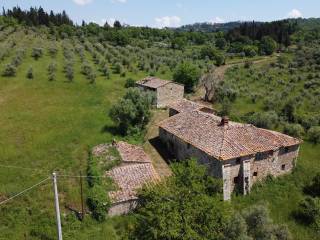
top-left (281, 164), bottom-right (286, 170)
top-left (236, 158), bottom-right (241, 164)
top-left (284, 147), bottom-right (289, 153)
top-left (255, 153), bottom-right (262, 160)
top-left (234, 176), bottom-right (239, 184)
top-left (187, 143), bottom-right (191, 149)
top-left (253, 172), bottom-right (258, 177)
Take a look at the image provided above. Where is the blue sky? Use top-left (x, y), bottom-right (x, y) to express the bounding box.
top-left (1, 0), bottom-right (319, 27)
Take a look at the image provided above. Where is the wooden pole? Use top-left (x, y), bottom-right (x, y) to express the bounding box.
top-left (79, 171), bottom-right (84, 220)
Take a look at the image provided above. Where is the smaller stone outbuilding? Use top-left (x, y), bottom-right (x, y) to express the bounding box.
top-left (107, 141), bottom-right (159, 216)
top-left (136, 77), bottom-right (184, 108)
top-left (168, 98), bottom-right (216, 117)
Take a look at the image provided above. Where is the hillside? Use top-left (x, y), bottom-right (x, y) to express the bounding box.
top-left (0, 8), bottom-right (320, 239)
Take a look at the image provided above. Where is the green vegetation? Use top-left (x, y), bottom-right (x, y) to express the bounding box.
top-left (130, 159), bottom-right (292, 240)
top-left (215, 33), bottom-right (320, 240)
top-left (0, 6), bottom-right (320, 240)
top-left (109, 88), bottom-right (154, 135)
top-left (173, 62), bottom-right (201, 93)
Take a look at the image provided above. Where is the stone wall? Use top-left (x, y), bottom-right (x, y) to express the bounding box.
top-left (159, 127), bottom-right (300, 200)
top-left (156, 83), bottom-right (184, 108)
top-left (159, 127), bottom-right (222, 178)
top-left (222, 144), bottom-right (300, 199)
top-left (108, 199), bottom-right (138, 216)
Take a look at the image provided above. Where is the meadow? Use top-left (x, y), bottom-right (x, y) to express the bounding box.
top-left (0, 22), bottom-right (319, 239)
top-left (0, 28), bottom-right (172, 239)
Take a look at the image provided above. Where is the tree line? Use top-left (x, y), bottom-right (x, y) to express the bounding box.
top-left (227, 20), bottom-right (298, 46)
top-left (2, 6), bottom-right (73, 26)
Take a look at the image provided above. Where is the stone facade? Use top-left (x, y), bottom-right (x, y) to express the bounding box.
top-left (159, 127), bottom-right (300, 200)
top-left (136, 77), bottom-right (184, 108)
top-left (108, 199), bottom-right (138, 216)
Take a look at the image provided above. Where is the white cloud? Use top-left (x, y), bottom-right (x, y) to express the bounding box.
top-left (211, 17), bottom-right (225, 24)
top-left (111, 0), bottom-right (127, 3)
top-left (73, 0), bottom-right (93, 6)
top-left (287, 9), bottom-right (303, 18)
top-left (155, 16), bottom-right (181, 28)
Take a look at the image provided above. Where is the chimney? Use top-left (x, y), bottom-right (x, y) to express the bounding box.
top-left (220, 116), bottom-right (229, 126)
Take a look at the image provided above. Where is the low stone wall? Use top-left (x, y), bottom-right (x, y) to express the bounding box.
top-left (108, 199), bottom-right (138, 216)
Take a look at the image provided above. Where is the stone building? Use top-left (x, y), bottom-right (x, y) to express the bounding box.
top-left (107, 141), bottom-right (159, 216)
top-left (158, 110), bottom-right (301, 200)
top-left (136, 77), bottom-right (184, 108)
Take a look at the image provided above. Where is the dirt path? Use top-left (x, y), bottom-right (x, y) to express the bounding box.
top-left (190, 56), bottom-right (276, 103)
top-left (143, 56), bottom-right (276, 177)
top-left (143, 109), bottom-right (172, 177)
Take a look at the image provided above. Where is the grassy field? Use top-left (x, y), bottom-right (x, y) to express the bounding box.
top-left (1, 28), bottom-right (320, 239)
top-left (0, 30), bottom-right (171, 239)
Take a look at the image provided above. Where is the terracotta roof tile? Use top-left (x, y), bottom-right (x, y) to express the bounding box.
top-left (107, 163), bottom-right (159, 203)
top-left (159, 110), bottom-right (301, 160)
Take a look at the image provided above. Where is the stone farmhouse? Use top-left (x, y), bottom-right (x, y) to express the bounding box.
top-left (158, 106), bottom-right (301, 200)
top-left (136, 77), bottom-right (184, 108)
top-left (107, 141), bottom-right (159, 216)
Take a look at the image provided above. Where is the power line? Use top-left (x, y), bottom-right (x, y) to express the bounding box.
top-left (0, 164), bottom-right (47, 173)
top-left (56, 174), bottom-right (107, 178)
top-left (0, 177), bottom-right (50, 206)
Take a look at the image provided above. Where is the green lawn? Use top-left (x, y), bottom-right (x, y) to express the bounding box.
top-left (0, 34), bottom-right (156, 239)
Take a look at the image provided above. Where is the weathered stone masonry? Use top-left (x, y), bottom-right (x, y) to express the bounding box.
top-left (136, 77), bottom-right (184, 108)
top-left (158, 109), bottom-right (301, 200)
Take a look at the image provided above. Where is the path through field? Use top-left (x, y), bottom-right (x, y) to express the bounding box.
top-left (190, 56), bottom-right (277, 103)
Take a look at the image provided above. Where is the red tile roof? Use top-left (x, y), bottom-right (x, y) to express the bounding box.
top-left (106, 141), bottom-right (159, 204)
top-left (116, 141), bottom-right (151, 164)
top-left (107, 163), bottom-right (159, 203)
top-left (168, 98), bottom-right (214, 114)
top-left (159, 110), bottom-right (301, 160)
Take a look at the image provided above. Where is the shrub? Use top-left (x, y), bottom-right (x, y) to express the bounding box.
top-left (113, 63), bottom-right (123, 74)
top-left (219, 98), bottom-right (232, 116)
top-left (173, 62), bottom-right (201, 93)
top-left (48, 45), bottom-right (58, 57)
top-left (246, 111), bottom-right (278, 129)
top-left (2, 63), bottom-right (16, 77)
top-left (297, 197), bottom-right (320, 230)
top-left (305, 173), bottom-right (320, 197)
top-left (308, 126), bottom-right (320, 144)
top-left (48, 73), bottom-right (55, 81)
top-left (87, 185), bottom-right (111, 222)
top-left (26, 67), bottom-right (33, 79)
top-left (101, 64), bottom-right (109, 78)
top-left (65, 64), bottom-right (74, 82)
top-left (125, 78), bottom-right (135, 88)
top-left (283, 123), bottom-right (305, 138)
top-left (31, 48), bottom-right (43, 60)
top-left (109, 88), bottom-right (154, 135)
top-left (88, 71), bottom-right (96, 84)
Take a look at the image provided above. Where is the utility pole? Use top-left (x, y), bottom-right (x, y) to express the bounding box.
top-left (79, 171), bottom-right (84, 220)
top-left (52, 172), bottom-right (63, 240)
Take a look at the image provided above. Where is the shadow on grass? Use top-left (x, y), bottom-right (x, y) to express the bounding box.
top-left (149, 136), bottom-right (175, 164)
top-left (101, 124), bottom-right (124, 136)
